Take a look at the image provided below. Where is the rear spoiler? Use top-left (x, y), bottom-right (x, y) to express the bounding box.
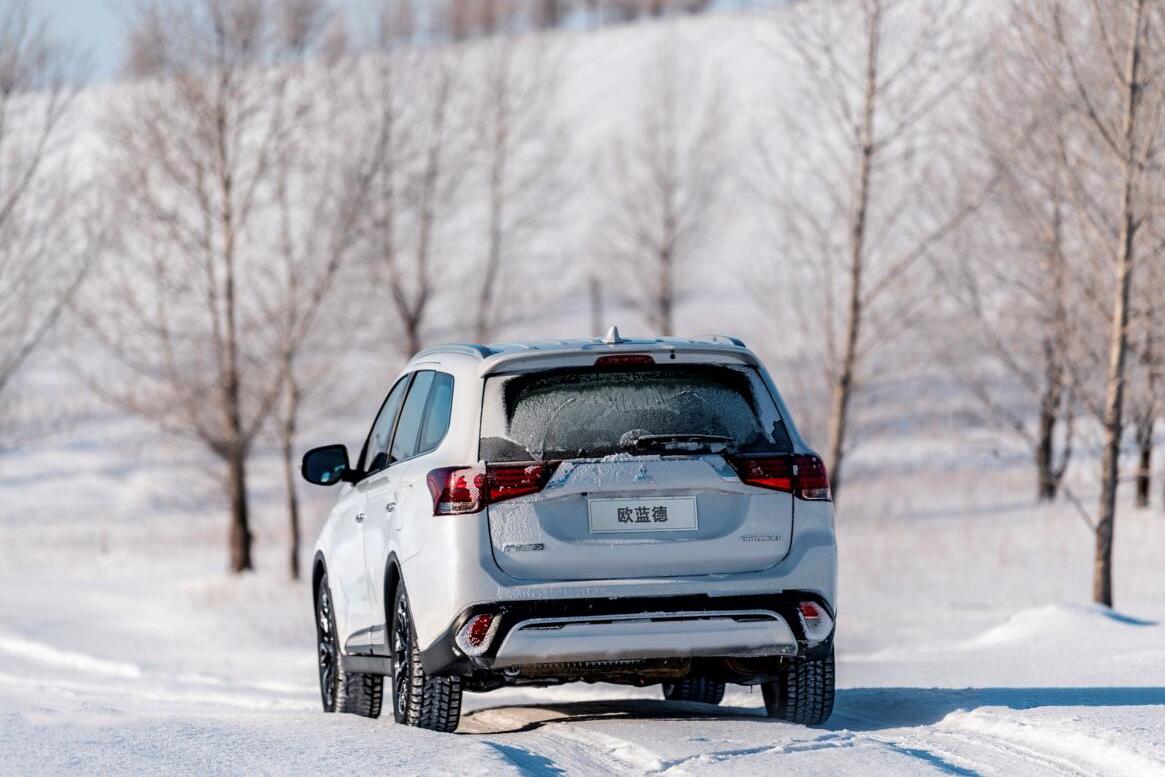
top-left (479, 344), bottom-right (761, 377)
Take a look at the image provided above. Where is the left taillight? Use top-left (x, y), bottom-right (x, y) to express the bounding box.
top-left (426, 462), bottom-right (558, 516)
top-left (426, 466), bottom-right (486, 515)
top-left (732, 455), bottom-right (832, 502)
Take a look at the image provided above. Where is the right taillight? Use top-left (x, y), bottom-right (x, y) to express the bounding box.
top-left (426, 462), bottom-right (558, 516)
top-left (733, 455), bottom-right (832, 502)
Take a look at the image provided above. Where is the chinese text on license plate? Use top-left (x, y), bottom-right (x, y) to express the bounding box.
top-left (588, 497), bottom-right (698, 533)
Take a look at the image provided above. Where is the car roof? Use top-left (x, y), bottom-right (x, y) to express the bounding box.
top-left (407, 331), bottom-right (757, 375)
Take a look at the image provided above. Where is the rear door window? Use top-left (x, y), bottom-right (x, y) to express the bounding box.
top-left (480, 364), bottom-right (792, 462)
top-left (390, 370), bottom-right (436, 464)
top-left (417, 372), bottom-right (455, 454)
top-left (359, 374), bottom-right (412, 474)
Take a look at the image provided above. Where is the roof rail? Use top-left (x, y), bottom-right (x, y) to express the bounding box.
top-left (412, 343), bottom-right (495, 360)
top-left (693, 334), bottom-right (747, 348)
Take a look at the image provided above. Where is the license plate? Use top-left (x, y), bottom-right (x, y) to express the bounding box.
top-left (587, 497), bottom-right (698, 533)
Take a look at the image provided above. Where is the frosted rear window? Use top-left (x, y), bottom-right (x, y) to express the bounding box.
top-left (480, 364), bottom-right (791, 462)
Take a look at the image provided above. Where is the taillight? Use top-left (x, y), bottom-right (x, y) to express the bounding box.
top-left (733, 455), bottom-right (832, 501)
top-left (427, 466), bottom-right (486, 515)
top-left (426, 462), bottom-right (558, 515)
top-left (486, 462), bottom-right (557, 503)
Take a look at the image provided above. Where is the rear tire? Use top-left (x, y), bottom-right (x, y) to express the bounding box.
top-left (391, 584), bottom-right (462, 732)
top-left (662, 677), bottom-right (726, 705)
top-left (761, 645), bottom-right (835, 725)
top-left (315, 574), bottom-right (383, 718)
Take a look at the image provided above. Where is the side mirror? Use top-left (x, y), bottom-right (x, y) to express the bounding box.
top-left (302, 444), bottom-right (356, 486)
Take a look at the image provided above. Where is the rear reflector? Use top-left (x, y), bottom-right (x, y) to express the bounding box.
top-left (732, 455), bottom-right (832, 501)
top-left (797, 600), bottom-right (833, 643)
top-left (594, 354), bottom-right (655, 366)
top-left (455, 613), bottom-right (501, 656)
top-left (427, 462), bottom-right (559, 515)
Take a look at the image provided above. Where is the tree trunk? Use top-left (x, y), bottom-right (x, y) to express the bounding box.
top-left (590, 275), bottom-right (603, 336)
top-left (1135, 417), bottom-right (1152, 509)
top-left (826, 0), bottom-right (880, 498)
top-left (658, 246), bottom-right (674, 336)
top-left (228, 444), bottom-right (253, 573)
top-left (282, 378), bottom-right (302, 581)
top-left (1036, 338), bottom-right (1065, 501)
top-left (1093, 0), bottom-right (1145, 609)
top-left (475, 53), bottom-right (509, 343)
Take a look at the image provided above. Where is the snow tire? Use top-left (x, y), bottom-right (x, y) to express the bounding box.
top-left (762, 645), bottom-right (835, 726)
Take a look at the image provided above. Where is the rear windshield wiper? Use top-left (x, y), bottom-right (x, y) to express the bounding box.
top-left (618, 433), bottom-right (736, 455)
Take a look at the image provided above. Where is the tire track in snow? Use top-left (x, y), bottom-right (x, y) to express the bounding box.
top-left (834, 707), bottom-right (1104, 776)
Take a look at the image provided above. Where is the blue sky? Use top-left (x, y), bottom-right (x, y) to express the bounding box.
top-left (39, 0), bottom-right (375, 82)
top-left (40, 0), bottom-right (125, 80)
top-left (42, 1), bottom-right (766, 83)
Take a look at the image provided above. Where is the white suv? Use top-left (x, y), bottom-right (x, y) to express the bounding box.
top-left (303, 331), bottom-right (837, 732)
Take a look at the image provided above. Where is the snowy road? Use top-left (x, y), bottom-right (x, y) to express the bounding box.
top-left (4, 628), bottom-right (1164, 777)
top-left (2, 515), bottom-right (1163, 777)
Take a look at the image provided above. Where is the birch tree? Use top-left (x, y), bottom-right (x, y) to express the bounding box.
top-left (359, 41), bottom-right (472, 357)
top-left (471, 38), bottom-right (569, 342)
top-left (0, 0), bottom-right (86, 443)
top-left (80, 0), bottom-right (334, 573)
top-left (1019, 0), bottom-right (1165, 607)
top-left (266, 0), bottom-right (377, 581)
top-left (944, 26), bottom-right (1084, 503)
top-left (760, 0), bottom-right (981, 496)
top-left (597, 39), bottom-right (727, 336)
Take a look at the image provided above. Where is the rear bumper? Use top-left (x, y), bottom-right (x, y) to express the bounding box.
top-left (491, 610), bottom-right (798, 668)
top-left (419, 591), bottom-right (834, 676)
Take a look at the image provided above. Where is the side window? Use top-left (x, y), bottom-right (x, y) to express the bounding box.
top-left (390, 371), bottom-right (435, 464)
top-left (359, 375), bottom-right (411, 475)
top-left (417, 373), bottom-right (455, 455)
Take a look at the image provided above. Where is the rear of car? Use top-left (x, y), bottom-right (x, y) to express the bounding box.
top-left (417, 342), bottom-right (836, 723)
top-left (308, 336), bottom-right (838, 733)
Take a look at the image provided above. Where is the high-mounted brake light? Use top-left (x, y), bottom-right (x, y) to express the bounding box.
top-left (426, 462), bottom-right (559, 516)
top-left (732, 455), bottom-right (832, 501)
top-left (594, 354), bottom-right (655, 366)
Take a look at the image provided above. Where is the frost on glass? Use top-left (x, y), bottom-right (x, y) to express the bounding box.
top-left (480, 365), bottom-right (792, 462)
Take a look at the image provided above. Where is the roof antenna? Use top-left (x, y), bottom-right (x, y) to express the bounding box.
top-left (602, 325), bottom-right (625, 345)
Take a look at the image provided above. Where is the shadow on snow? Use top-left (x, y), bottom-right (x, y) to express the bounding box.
top-left (461, 686), bottom-right (1165, 736)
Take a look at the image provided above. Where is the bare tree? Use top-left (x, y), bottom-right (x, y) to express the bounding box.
top-left (597, 38), bottom-right (727, 336)
top-left (267, 1), bottom-right (377, 581)
top-left (759, 0), bottom-right (982, 496)
top-left (1018, 0), bottom-right (1165, 607)
top-left (80, 0), bottom-right (333, 573)
top-left (358, 30), bottom-right (472, 357)
top-left (1129, 255), bottom-right (1163, 509)
top-left (943, 28), bottom-right (1085, 503)
top-left (471, 38), bottom-right (569, 342)
top-left (0, 1), bottom-right (86, 441)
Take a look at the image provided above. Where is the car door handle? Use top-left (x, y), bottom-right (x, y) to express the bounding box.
top-left (385, 502), bottom-right (396, 514)
top-left (355, 512), bottom-right (366, 524)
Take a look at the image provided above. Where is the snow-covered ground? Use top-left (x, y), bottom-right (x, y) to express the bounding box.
top-left (2, 405), bottom-right (1163, 775)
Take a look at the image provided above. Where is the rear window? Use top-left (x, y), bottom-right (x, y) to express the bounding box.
top-left (480, 364), bottom-right (792, 462)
